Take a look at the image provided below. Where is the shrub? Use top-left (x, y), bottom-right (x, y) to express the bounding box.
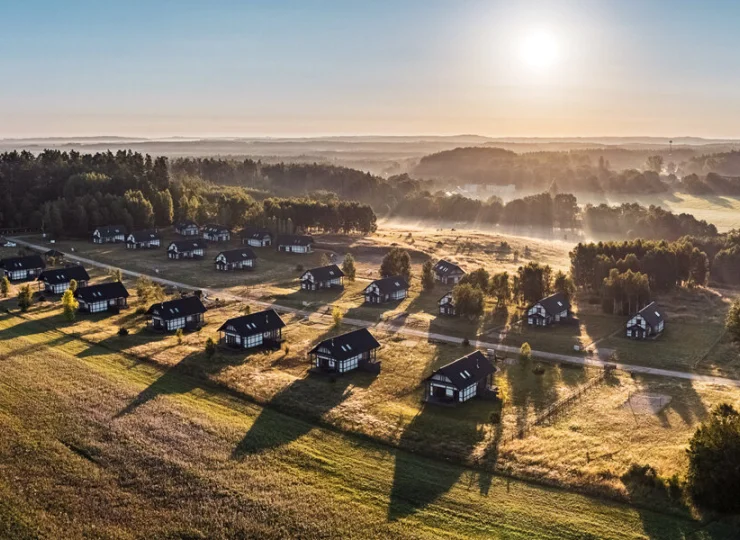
top-left (519, 342), bottom-right (532, 361)
top-left (284, 344), bottom-right (290, 354)
top-left (489, 411), bottom-right (501, 424)
top-left (205, 337), bottom-right (216, 358)
top-left (17, 285), bottom-right (32, 312)
top-left (532, 363), bottom-right (545, 375)
top-left (332, 306), bottom-right (343, 328)
top-left (118, 327), bottom-right (129, 337)
top-left (0, 276), bottom-right (10, 297)
top-left (462, 337), bottom-right (470, 347)
top-left (62, 289), bottom-right (78, 322)
top-left (176, 328), bottom-right (184, 345)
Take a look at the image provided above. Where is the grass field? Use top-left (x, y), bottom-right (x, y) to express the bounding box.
top-left (2, 311), bottom-right (739, 539)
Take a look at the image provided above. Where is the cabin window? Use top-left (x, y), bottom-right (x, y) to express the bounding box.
top-left (460, 383), bottom-right (477, 401)
top-left (246, 334), bottom-right (263, 348)
top-left (168, 317), bottom-right (186, 329)
top-left (340, 353), bottom-right (361, 372)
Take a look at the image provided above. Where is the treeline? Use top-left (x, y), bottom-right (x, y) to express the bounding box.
top-left (570, 240), bottom-right (709, 314)
top-left (682, 231), bottom-right (740, 285)
top-left (583, 203), bottom-right (717, 240)
top-left (412, 146), bottom-right (672, 194)
top-left (678, 172), bottom-right (740, 196)
top-left (0, 150), bottom-right (377, 238)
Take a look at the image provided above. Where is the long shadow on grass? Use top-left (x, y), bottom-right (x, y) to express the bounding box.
top-left (272, 286), bottom-right (345, 312)
top-left (114, 350), bottom-right (215, 418)
top-left (77, 324), bottom-right (173, 358)
top-left (388, 404), bottom-right (484, 521)
top-left (231, 374), bottom-right (354, 457)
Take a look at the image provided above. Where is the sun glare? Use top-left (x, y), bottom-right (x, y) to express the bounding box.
top-left (519, 28), bottom-right (559, 71)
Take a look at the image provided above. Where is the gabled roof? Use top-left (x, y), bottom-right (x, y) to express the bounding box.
top-left (146, 295), bottom-right (207, 320)
top-left (426, 351), bottom-right (496, 390)
top-left (276, 234), bottom-right (314, 246)
top-left (241, 226), bottom-right (273, 240)
top-left (364, 275), bottom-right (410, 295)
top-left (0, 254), bottom-right (46, 271)
top-left (44, 249), bottom-right (64, 257)
top-left (634, 301), bottom-right (665, 328)
top-left (216, 248), bottom-right (257, 263)
top-left (301, 264), bottom-right (344, 282)
top-left (38, 265), bottom-right (90, 285)
top-left (433, 259), bottom-right (465, 275)
top-left (438, 291), bottom-right (454, 303)
top-left (74, 281), bottom-right (129, 302)
top-left (127, 229), bottom-right (160, 242)
top-left (218, 309), bottom-right (285, 335)
top-left (94, 225), bottom-right (125, 237)
top-left (168, 239), bottom-right (208, 252)
top-left (203, 223), bottom-right (230, 234)
top-left (175, 220), bottom-right (199, 229)
top-left (309, 328), bottom-right (380, 361)
top-left (533, 292), bottom-right (571, 316)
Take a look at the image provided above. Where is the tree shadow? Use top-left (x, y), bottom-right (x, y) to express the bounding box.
top-left (476, 406), bottom-right (504, 496)
top-left (77, 324), bottom-right (173, 358)
top-left (231, 374), bottom-right (354, 458)
top-left (387, 404), bottom-right (484, 521)
top-left (631, 375), bottom-right (708, 427)
top-left (271, 286), bottom-right (346, 311)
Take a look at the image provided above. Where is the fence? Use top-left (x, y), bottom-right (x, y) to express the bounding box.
top-left (513, 365), bottom-right (614, 440)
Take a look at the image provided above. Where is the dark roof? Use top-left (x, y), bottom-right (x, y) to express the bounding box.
top-left (426, 351), bottom-right (496, 390)
top-left (276, 234), bottom-right (314, 246)
top-left (364, 275), bottom-right (410, 295)
top-left (218, 309), bottom-right (285, 335)
top-left (301, 264), bottom-right (344, 282)
top-left (147, 296), bottom-right (207, 320)
top-left (309, 328), bottom-right (380, 361)
top-left (38, 265), bottom-right (90, 285)
top-left (0, 255), bottom-right (46, 271)
top-left (241, 226), bottom-right (273, 240)
top-left (168, 239), bottom-right (208, 252)
top-left (175, 220), bottom-right (199, 229)
top-left (635, 301), bottom-right (665, 328)
top-left (216, 248), bottom-right (257, 263)
top-left (45, 249), bottom-right (64, 257)
top-left (438, 291), bottom-right (454, 303)
top-left (433, 259), bottom-right (465, 275)
top-left (533, 292), bottom-right (571, 315)
top-left (94, 225), bottom-right (125, 237)
top-left (127, 229), bottom-right (160, 242)
top-left (74, 281), bottom-right (129, 302)
top-left (203, 223), bottom-right (230, 234)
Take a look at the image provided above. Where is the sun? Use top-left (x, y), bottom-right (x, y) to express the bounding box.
top-left (519, 28), bottom-right (559, 71)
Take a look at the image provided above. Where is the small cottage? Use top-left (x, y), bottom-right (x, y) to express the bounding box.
top-left (147, 295), bottom-right (207, 332)
top-left (174, 220), bottom-right (200, 236)
top-left (92, 225), bottom-right (126, 244)
top-left (167, 239), bottom-right (207, 260)
top-left (37, 265), bottom-right (90, 294)
top-left (0, 255), bottom-right (46, 282)
top-left (241, 227), bottom-right (273, 247)
top-left (424, 351), bottom-right (496, 404)
top-left (300, 264), bottom-right (344, 291)
top-left (202, 224), bottom-right (231, 242)
top-left (626, 301), bottom-right (665, 339)
top-left (308, 328), bottom-right (380, 374)
top-left (526, 292), bottom-right (571, 327)
top-left (433, 259), bottom-right (466, 285)
top-left (214, 248), bottom-right (257, 271)
top-left (438, 291), bottom-right (455, 316)
top-left (126, 230), bottom-right (161, 249)
top-left (74, 282), bottom-right (129, 314)
top-left (363, 276), bottom-right (409, 304)
top-left (218, 309), bottom-right (285, 350)
top-left (276, 234), bottom-right (314, 254)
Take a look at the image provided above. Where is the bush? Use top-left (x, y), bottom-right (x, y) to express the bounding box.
top-left (332, 306), bottom-right (343, 328)
top-left (205, 337), bottom-right (216, 358)
top-left (519, 342), bottom-right (532, 361)
top-left (462, 338), bottom-right (470, 347)
top-left (284, 344), bottom-right (290, 354)
top-left (118, 327), bottom-right (129, 337)
top-left (532, 363), bottom-right (545, 375)
top-left (489, 411), bottom-right (501, 424)
top-left (176, 328), bottom-right (184, 345)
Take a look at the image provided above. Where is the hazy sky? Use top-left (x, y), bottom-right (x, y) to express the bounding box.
top-left (3, 0), bottom-right (740, 138)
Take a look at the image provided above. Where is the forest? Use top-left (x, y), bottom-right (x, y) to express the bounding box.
top-left (0, 150), bottom-right (376, 238)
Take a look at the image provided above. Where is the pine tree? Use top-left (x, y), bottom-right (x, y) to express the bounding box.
top-left (341, 253), bottom-right (356, 281)
top-left (421, 260), bottom-right (435, 291)
top-left (17, 285), bottom-right (32, 312)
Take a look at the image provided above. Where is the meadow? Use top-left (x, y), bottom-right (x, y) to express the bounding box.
top-left (2, 310), bottom-right (739, 539)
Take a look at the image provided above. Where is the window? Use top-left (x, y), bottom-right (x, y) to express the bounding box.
top-left (245, 334), bottom-right (263, 348)
top-left (460, 383), bottom-right (477, 402)
top-left (168, 317), bottom-right (186, 330)
top-left (340, 353), bottom-right (361, 372)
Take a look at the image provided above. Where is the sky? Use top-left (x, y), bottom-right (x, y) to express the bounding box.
top-left (3, 0), bottom-right (740, 138)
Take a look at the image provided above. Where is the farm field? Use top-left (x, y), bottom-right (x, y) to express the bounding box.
top-left (2, 310), bottom-right (740, 539)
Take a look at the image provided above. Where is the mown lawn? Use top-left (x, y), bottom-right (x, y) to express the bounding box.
top-left (1, 311), bottom-right (736, 539)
